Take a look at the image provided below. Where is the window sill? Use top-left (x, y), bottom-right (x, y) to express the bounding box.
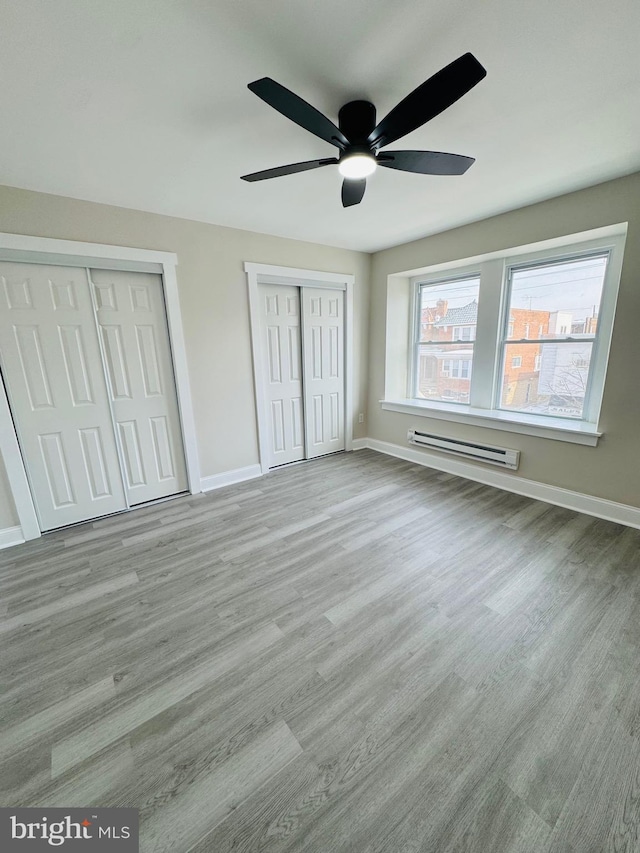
top-left (380, 399), bottom-right (601, 446)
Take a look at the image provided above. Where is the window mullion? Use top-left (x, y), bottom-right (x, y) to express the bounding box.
top-left (470, 258), bottom-right (505, 409)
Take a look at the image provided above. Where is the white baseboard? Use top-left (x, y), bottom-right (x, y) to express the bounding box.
top-left (200, 464), bottom-right (263, 493)
top-left (356, 437), bottom-right (640, 530)
top-left (351, 438), bottom-right (369, 451)
top-left (0, 525), bottom-right (25, 550)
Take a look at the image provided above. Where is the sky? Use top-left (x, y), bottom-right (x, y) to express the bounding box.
top-left (420, 255), bottom-right (608, 323)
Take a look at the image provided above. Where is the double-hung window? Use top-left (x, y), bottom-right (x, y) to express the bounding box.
top-left (399, 228), bottom-right (626, 443)
top-left (414, 275), bottom-right (479, 405)
top-left (498, 255), bottom-right (607, 419)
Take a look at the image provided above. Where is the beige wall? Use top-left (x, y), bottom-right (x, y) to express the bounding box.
top-left (368, 171), bottom-right (640, 507)
top-left (0, 184), bottom-right (371, 531)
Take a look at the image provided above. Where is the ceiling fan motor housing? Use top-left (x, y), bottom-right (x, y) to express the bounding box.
top-left (338, 101), bottom-right (377, 148)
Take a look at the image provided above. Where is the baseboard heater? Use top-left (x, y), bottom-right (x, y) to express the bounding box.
top-left (408, 428), bottom-right (520, 470)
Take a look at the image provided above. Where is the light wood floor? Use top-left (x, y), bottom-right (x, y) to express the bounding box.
top-left (2, 449), bottom-right (640, 852)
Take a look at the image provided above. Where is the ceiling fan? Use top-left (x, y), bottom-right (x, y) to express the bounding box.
top-left (241, 53), bottom-right (486, 207)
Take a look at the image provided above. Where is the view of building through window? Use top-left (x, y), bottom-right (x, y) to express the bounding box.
top-left (500, 255), bottom-right (607, 418)
top-left (415, 254), bottom-right (608, 418)
top-left (416, 276), bottom-right (479, 404)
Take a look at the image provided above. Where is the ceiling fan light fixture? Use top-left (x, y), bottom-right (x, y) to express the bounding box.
top-left (338, 153), bottom-right (377, 179)
top-left (243, 54), bottom-right (487, 204)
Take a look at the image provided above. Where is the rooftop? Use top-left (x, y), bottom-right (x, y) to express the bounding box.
top-left (435, 300), bottom-right (478, 326)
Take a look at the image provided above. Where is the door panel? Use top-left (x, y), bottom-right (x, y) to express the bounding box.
top-left (260, 284), bottom-right (305, 467)
top-left (302, 288), bottom-right (345, 459)
top-left (0, 262), bottom-right (127, 529)
top-left (59, 325), bottom-right (95, 405)
top-left (90, 269), bottom-right (188, 505)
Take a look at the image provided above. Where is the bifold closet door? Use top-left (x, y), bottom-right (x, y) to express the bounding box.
top-left (260, 284), bottom-right (305, 467)
top-left (90, 269), bottom-right (188, 505)
top-left (301, 287), bottom-right (345, 458)
top-left (0, 263), bottom-right (127, 530)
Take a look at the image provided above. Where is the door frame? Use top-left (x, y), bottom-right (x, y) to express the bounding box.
top-left (245, 262), bottom-right (354, 475)
top-left (0, 231), bottom-right (201, 542)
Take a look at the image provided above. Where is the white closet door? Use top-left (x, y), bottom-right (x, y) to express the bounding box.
top-left (260, 284), bottom-right (305, 467)
top-left (0, 262), bottom-right (127, 530)
top-left (301, 288), bottom-right (345, 459)
top-left (90, 269), bottom-right (188, 505)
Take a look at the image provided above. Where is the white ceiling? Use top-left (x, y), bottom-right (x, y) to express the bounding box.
top-left (1, 0), bottom-right (639, 252)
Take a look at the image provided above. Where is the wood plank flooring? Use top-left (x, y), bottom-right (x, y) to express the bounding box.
top-left (2, 449), bottom-right (640, 852)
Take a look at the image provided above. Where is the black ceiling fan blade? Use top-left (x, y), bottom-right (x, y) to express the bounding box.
top-left (368, 53), bottom-right (486, 148)
top-left (248, 78), bottom-right (350, 150)
top-left (377, 150), bottom-right (475, 175)
top-left (241, 158), bottom-right (338, 182)
top-left (342, 178), bottom-right (366, 207)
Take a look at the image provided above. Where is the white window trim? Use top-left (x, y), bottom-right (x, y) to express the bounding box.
top-left (0, 231), bottom-right (201, 541)
top-left (496, 249), bottom-right (612, 422)
top-left (452, 325), bottom-right (473, 341)
top-left (381, 399), bottom-right (602, 446)
top-left (388, 225), bottom-right (627, 446)
top-left (409, 270), bottom-right (481, 400)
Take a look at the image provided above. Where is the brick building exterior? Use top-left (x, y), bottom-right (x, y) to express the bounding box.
top-left (501, 307), bottom-right (550, 407)
top-left (417, 300), bottom-right (583, 408)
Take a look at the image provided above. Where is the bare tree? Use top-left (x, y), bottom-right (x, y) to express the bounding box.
top-left (538, 354), bottom-right (589, 412)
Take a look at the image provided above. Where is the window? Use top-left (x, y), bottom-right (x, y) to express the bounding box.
top-left (414, 275), bottom-right (479, 404)
top-left (442, 359), bottom-right (471, 378)
top-left (499, 255), bottom-right (608, 419)
top-left (397, 229), bottom-right (626, 442)
top-left (452, 326), bottom-right (474, 341)
top-left (420, 356), bottom-right (437, 382)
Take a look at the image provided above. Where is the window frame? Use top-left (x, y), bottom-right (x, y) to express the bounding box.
top-left (409, 270), bottom-right (481, 403)
top-left (452, 325), bottom-right (474, 341)
top-left (496, 250), bottom-right (609, 421)
top-left (441, 358), bottom-right (472, 379)
top-left (403, 230), bottom-right (626, 442)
